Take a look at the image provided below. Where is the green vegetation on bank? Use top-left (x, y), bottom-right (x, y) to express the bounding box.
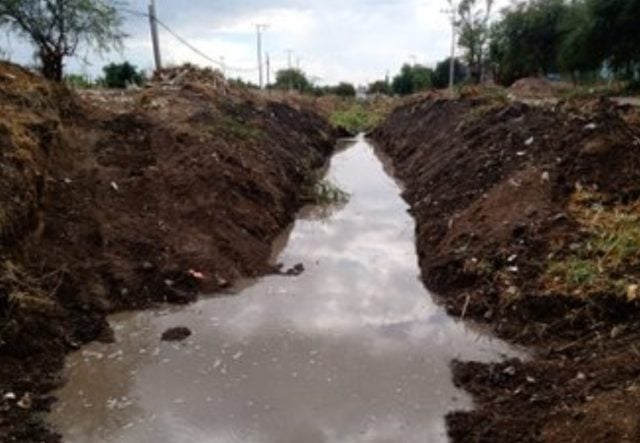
top-left (543, 190), bottom-right (640, 300)
top-left (329, 102), bottom-right (391, 134)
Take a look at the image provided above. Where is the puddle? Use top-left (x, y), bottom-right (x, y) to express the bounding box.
top-left (49, 136), bottom-right (518, 443)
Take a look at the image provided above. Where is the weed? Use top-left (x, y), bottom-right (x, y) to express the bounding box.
top-left (541, 189), bottom-right (640, 299)
top-left (329, 101), bottom-right (392, 134)
top-left (300, 179), bottom-right (350, 206)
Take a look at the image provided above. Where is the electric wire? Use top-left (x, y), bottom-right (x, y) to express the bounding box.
top-left (121, 8), bottom-right (258, 73)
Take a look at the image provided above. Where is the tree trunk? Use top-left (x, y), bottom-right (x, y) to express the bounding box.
top-left (39, 50), bottom-right (64, 82)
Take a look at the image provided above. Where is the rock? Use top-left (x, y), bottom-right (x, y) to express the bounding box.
top-left (503, 366), bottom-right (517, 376)
top-left (581, 137), bottom-right (612, 155)
top-left (17, 393), bottom-right (32, 409)
top-left (161, 327), bottom-right (192, 342)
top-left (627, 284), bottom-right (638, 302)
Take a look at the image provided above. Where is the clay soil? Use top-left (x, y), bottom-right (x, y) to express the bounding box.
top-left (0, 63), bottom-right (338, 442)
top-left (372, 96), bottom-right (640, 442)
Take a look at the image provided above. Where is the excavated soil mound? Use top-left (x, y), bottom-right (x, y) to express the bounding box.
top-left (372, 96), bottom-right (640, 442)
top-left (509, 77), bottom-right (561, 99)
top-left (0, 62), bottom-right (337, 442)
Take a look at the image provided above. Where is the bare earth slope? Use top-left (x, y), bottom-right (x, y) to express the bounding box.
top-left (0, 63), bottom-right (337, 442)
top-left (372, 96), bottom-right (640, 442)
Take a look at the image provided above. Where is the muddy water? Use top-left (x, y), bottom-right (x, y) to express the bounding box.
top-left (50, 136), bottom-right (517, 443)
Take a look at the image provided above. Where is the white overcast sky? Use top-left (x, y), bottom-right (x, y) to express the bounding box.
top-left (1, 0), bottom-right (510, 86)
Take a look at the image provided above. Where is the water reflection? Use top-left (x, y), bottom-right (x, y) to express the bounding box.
top-left (50, 136), bottom-right (517, 443)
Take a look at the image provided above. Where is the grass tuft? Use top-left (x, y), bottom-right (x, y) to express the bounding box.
top-left (542, 189), bottom-right (640, 300)
top-left (300, 179), bottom-right (350, 206)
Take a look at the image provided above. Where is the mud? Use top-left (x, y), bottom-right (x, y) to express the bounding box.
top-left (0, 62), bottom-right (338, 442)
top-left (371, 96), bottom-right (640, 441)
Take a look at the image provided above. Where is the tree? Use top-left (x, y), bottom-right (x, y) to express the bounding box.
top-left (102, 62), bottom-right (145, 88)
top-left (391, 64), bottom-right (434, 96)
top-left (456, 0), bottom-right (493, 83)
top-left (273, 68), bottom-right (312, 93)
top-left (0, 0), bottom-right (125, 82)
top-left (578, 0), bottom-right (640, 77)
top-left (432, 57), bottom-right (467, 89)
top-left (331, 82), bottom-right (356, 98)
top-left (557, 0), bottom-right (602, 80)
top-left (488, 0), bottom-right (568, 84)
top-left (367, 79), bottom-right (391, 95)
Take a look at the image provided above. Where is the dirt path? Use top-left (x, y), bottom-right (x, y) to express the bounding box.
top-left (0, 63), bottom-right (338, 442)
top-left (371, 96), bottom-right (640, 442)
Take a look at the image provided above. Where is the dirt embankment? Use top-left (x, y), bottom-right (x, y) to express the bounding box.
top-left (371, 96), bottom-right (640, 442)
top-left (0, 62), bottom-right (337, 442)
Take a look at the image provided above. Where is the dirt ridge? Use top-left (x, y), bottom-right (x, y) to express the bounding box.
top-left (371, 96), bottom-right (640, 442)
top-left (0, 62), bottom-right (338, 442)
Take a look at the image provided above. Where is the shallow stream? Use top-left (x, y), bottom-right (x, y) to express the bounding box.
top-left (50, 136), bottom-right (516, 443)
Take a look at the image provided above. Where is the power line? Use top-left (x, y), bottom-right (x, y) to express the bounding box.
top-left (121, 8), bottom-right (258, 74)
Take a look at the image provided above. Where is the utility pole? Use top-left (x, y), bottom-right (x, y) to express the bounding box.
top-left (148, 0), bottom-right (162, 72)
top-left (266, 52), bottom-right (271, 92)
top-left (286, 49), bottom-right (293, 70)
top-left (256, 24), bottom-right (269, 89)
top-left (286, 49), bottom-right (294, 92)
top-left (220, 56), bottom-right (226, 78)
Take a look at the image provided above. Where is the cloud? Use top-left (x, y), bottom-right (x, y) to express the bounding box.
top-left (2, 0), bottom-right (510, 84)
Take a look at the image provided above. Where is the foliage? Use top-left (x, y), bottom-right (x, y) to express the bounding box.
top-left (273, 68), bottom-right (313, 93)
top-left (330, 82), bottom-right (356, 98)
top-left (330, 103), bottom-right (384, 134)
top-left (0, 0), bottom-right (125, 82)
top-left (300, 179), bottom-right (350, 206)
top-left (65, 73), bottom-right (93, 89)
top-left (228, 77), bottom-right (259, 89)
top-left (488, 0), bottom-right (568, 85)
top-left (367, 79), bottom-right (391, 95)
top-left (488, 0), bottom-right (640, 84)
top-left (102, 62), bottom-right (145, 88)
top-left (432, 57), bottom-right (467, 89)
top-left (456, 0), bottom-right (493, 83)
top-left (391, 64), bottom-right (434, 95)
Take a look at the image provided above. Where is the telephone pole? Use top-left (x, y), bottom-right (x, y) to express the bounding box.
top-left (266, 52), bottom-right (271, 91)
top-left (286, 49), bottom-right (293, 70)
top-left (256, 24), bottom-right (269, 89)
top-left (148, 0), bottom-right (162, 72)
top-left (286, 49), bottom-right (294, 92)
